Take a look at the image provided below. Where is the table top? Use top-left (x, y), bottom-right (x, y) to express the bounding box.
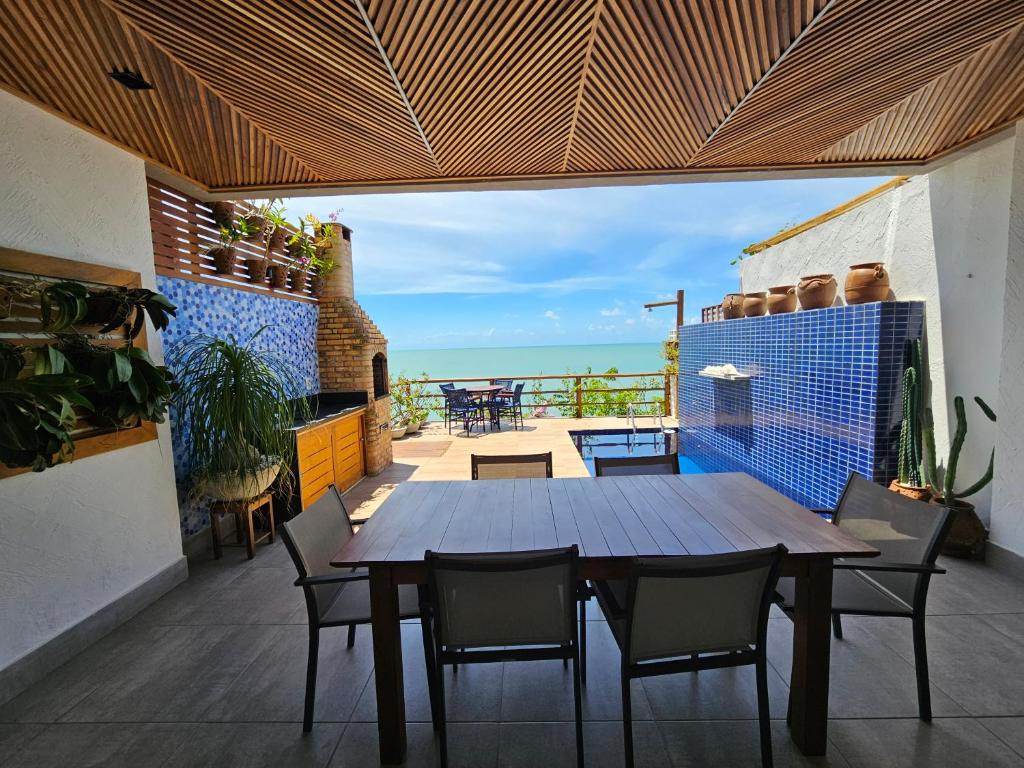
top-left (331, 473), bottom-right (878, 568)
top-left (464, 384), bottom-right (505, 394)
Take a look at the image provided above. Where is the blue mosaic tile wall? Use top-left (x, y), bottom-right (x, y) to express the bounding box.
top-left (156, 276), bottom-right (320, 537)
top-left (677, 301), bottom-right (924, 509)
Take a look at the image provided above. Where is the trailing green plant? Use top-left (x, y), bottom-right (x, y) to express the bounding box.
top-left (0, 275), bottom-right (41, 319)
top-left (542, 367), bottom-right (663, 417)
top-left (924, 395), bottom-right (997, 506)
top-left (0, 341), bottom-right (25, 380)
top-left (170, 329), bottom-right (308, 497)
top-left (390, 373), bottom-right (430, 424)
top-left (0, 370), bottom-right (94, 471)
top-left (662, 337), bottom-right (678, 376)
top-left (83, 287), bottom-right (177, 338)
top-left (39, 281), bottom-right (88, 332)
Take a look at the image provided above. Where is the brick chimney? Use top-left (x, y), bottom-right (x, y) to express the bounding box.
top-left (317, 226), bottom-right (393, 475)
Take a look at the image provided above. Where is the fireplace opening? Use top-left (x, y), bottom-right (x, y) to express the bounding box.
top-left (372, 352), bottom-right (389, 399)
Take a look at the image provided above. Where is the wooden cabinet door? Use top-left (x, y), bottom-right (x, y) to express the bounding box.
top-left (297, 423), bottom-right (334, 510)
top-left (333, 415), bottom-right (365, 492)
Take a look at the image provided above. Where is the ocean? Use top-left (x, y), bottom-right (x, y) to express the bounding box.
top-left (388, 342), bottom-right (665, 380)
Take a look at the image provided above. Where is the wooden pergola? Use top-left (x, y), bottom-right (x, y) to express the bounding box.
top-left (2, 0), bottom-right (1023, 196)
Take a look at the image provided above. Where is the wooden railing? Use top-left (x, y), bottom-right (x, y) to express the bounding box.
top-left (397, 371), bottom-right (673, 419)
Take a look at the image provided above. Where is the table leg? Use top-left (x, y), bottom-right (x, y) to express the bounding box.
top-left (789, 559), bottom-right (833, 755)
top-left (369, 566), bottom-right (406, 764)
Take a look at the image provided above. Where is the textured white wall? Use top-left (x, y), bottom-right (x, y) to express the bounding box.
top-left (0, 93), bottom-right (184, 669)
top-left (740, 134), bottom-right (1022, 553)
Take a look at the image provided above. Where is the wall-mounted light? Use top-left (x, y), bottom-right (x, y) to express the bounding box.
top-left (108, 68), bottom-right (154, 91)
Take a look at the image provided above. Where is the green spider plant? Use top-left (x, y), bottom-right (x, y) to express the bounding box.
top-left (170, 329), bottom-right (308, 498)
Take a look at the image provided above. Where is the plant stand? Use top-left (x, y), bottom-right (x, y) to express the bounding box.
top-left (209, 492), bottom-right (275, 560)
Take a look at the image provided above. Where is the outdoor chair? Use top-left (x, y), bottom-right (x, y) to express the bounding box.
top-left (594, 453), bottom-right (679, 476)
top-left (280, 485), bottom-right (435, 732)
top-left (471, 451), bottom-right (553, 479)
top-left (489, 378), bottom-right (514, 391)
top-left (422, 546), bottom-right (585, 768)
top-left (438, 383), bottom-right (455, 429)
top-left (775, 472), bottom-right (954, 721)
top-left (447, 387), bottom-right (486, 435)
top-left (594, 545), bottom-right (787, 768)
top-left (492, 382), bottom-right (526, 430)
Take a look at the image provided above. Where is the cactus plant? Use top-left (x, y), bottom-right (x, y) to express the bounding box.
top-left (930, 395), bottom-right (996, 504)
top-left (893, 338), bottom-right (928, 495)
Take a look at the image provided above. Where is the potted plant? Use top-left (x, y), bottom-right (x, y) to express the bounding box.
top-left (39, 281), bottom-right (88, 332)
top-left (266, 204), bottom-right (290, 252)
top-left (890, 339), bottom-right (930, 501)
top-left (208, 226), bottom-right (243, 275)
top-left (83, 287), bottom-right (177, 339)
top-left (309, 254), bottom-right (336, 297)
top-left (240, 198), bottom-right (279, 242)
top-left (210, 201), bottom-right (237, 229)
top-left (925, 395), bottom-right (996, 558)
top-left (171, 330), bottom-right (307, 501)
top-left (285, 223), bottom-right (316, 293)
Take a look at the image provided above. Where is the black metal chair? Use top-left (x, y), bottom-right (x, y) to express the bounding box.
top-left (279, 485), bottom-right (435, 732)
top-left (489, 378), bottom-right (513, 391)
top-left (470, 451), bottom-right (553, 479)
top-left (594, 453), bottom-right (679, 476)
top-left (492, 382), bottom-right (525, 430)
top-left (594, 545), bottom-right (787, 768)
top-left (422, 546), bottom-right (585, 768)
top-left (447, 387), bottom-right (486, 434)
top-left (438, 383), bottom-right (455, 429)
top-left (775, 472), bottom-right (954, 721)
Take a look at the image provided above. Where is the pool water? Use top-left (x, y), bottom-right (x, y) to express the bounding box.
top-left (570, 428), bottom-right (713, 476)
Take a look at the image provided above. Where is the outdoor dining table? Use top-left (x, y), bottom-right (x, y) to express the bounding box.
top-left (331, 472), bottom-right (878, 765)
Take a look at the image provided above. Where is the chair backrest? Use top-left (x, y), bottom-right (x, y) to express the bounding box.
top-left (594, 453), bottom-right (679, 476)
top-left (425, 546), bottom-right (578, 649)
top-left (833, 472), bottom-right (953, 606)
top-left (511, 382), bottom-right (525, 402)
top-left (490, 378), bottom-right (513, 388)
top-left (471, 452), bottom-right (553, 479)
top-left (448, 387), bottom-right (474, 409)
top-left (623, 545), bottom-right (786, 664)
top-left (280, 485), bottom-right (354, 615)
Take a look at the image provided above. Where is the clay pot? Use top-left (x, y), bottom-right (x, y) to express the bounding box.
top-left (210, 201), bottom-right (236, 229)
top-left (889, 479), bottom-right (931, 502)
top-left (931, 497), bottom-right (988, 558)
top-left (245, 258), bottom-right (268, 284)
top-left (241, 214), bottom-right (266, 240)
top-left (845, 262), bottom-right (890, 304)
top-left (767, 285), bottom-right (797, 314)
top-left (742, 292), bottom-right (767, 317)
top-left (721, 293), bottom-right (744, 320)
top-left (309, 275), bottom-right (325, 298)
top-left (268, 227), bottom-right (287, 252)
top-left (267, 264), bottom-right (288, 289)
top-left (289, 269), bottom-right (308, 293)
top-left (209, 246), bottom-right (237, 275)
top-left (797, 274), bottom-right (837, 310)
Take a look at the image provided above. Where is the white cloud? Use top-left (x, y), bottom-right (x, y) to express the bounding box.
top-left (544, 310), bottom-right (560, 321)
top-left (624, 318), bottom-right (636, 325)
top-left (599, 307), bottom-right (623, 317)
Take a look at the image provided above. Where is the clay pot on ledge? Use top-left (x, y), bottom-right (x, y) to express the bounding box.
top-left (268, 227), bottom-right (287, 252)
top-left (721, 293), bottom-right (744, 319)
top-left (743, 292), bottom-right (767, 317)
top-left (209, 246), bottom-right (237, 275)
top-left (210, 201), bottom-right (236, 229)
top-left (309, 275), bottom-right (326, 298)
top-left (845, 262), bottom-right (890, 304)
top-left (267, 264), bottom-right (288, 290)
top-left (767, 286), bottom-right (797, 314)
top-left (245, 257), bottom-right (268, 284)
top-left (930, 496), bottom-right (988, 559)
top-left (241, 214), bottom-right (267, 240)
top-left (288, 269), bottom-right (308, 293)
top-left (888, 479), bottom-right (931, 502)
top-left (797, 274), bottom-right (837, 310)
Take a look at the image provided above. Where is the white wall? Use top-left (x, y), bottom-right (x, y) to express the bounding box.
top-left (0, 93), bottom-right (184, 671)
top-left (741, 133), bottom-right (1023, 556)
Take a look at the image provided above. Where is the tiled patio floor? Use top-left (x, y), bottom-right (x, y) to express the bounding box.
top-left (1, 528), bottom-right (1023, 766)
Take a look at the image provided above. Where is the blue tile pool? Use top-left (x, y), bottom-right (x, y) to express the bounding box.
top-left (570, 428), bottom-right (718, 476)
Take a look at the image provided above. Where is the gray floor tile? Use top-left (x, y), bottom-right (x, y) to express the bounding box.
top-left (980, 718), bottom-right (1024, 758)
top-left (329, 722), bottom-right (498, 768)
top-left (497, 722), bottom-right (668, 768)
top-left (858, 613), bottom-right (1024, 717)
top-left (767, 616), bottom-right (967, 719)
top-left (928, 557), bottom-right (1024, 615)
top-left (578, 620), bottom-right (655, 721)
top-left (203, 624), bottom-right (375, 723)
top-left (163, 722), bottom-right (344, 768)
top-left (659, 720), bottom-right (850, 768)
top-left (59, 624), bottom-right (283, 722)
top-left (641, 660), bottom-right (790, 721)
top-left (828, 717), bottom-right (1024, 768)
top-left (1, 723), bottom-right (197, 768)
top-left (0, 724), bottom-right (45, 767)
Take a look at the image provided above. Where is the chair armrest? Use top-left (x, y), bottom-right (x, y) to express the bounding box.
top-left (294, 572), bottom-right (369, 587)
top-left (835, 561), bottom-right (946, 575)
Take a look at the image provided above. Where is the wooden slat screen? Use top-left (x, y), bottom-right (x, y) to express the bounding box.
top-left (147, 179), bottom-right (317, 304)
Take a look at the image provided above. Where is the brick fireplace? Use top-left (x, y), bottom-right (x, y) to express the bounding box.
top-left (317, 228), bottom-right (393, 475)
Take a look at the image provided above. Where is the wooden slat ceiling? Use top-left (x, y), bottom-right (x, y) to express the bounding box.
top-left (1, 0), bottom-right (1022, 195)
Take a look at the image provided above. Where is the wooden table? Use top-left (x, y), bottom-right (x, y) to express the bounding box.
top-left (331, 473), bottom-right (877, 764)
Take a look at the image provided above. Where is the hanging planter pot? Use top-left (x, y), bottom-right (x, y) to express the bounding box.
top-left (240, 214), bottom-right (266, 241)
top-left (742, 292), bottom-right (767, 317)
top-left (267, 264), bottom-right (288, 289)
top-left (797, 274), bottom-right (837, 310)
top-left (721, 293), bottom-right (744, 319)
top-left (309, 275), bottom-right (326, 298)
top-left (268, 227), bottom-right (287, 252)
top-left (845, 262), bottom-right (890, 304)
top-left (289, 269), bottom-right (308, 293)
top-left (245, 258), bottom-right (269, 284)
top-left (767, 285), bottom-right (797, 314)
top-left (210, 201), bottom-right (237, 229)
top-left (209, 246), bottom-right (237, 275)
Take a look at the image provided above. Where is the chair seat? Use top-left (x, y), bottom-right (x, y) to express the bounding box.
top-left (320, 581), bottom-right (422, 626)
top-left (776, 569), bottom-right (912, 616)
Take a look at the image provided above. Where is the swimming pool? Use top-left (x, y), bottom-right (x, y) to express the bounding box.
top-left (570, 428), bottom-right (714, 476)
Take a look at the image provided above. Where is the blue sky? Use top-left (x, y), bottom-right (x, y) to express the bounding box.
top-left (284, 176), bottom-right (886, 350)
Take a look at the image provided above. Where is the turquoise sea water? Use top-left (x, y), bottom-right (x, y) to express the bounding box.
top-left (388, 342), bottom-right (665, 380)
